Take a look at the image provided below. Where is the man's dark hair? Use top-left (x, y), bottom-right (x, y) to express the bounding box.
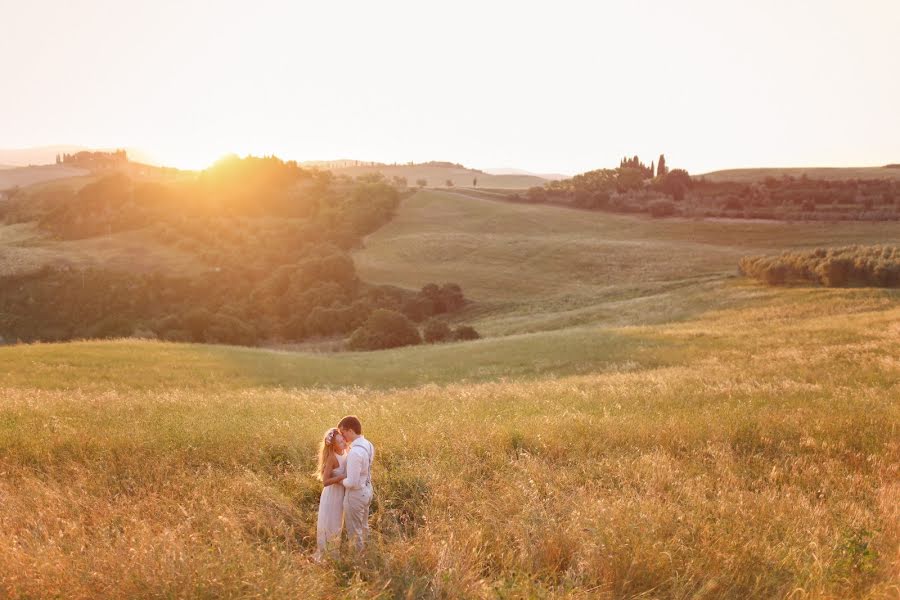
top-left (337, 415), bottom-right (362, 435)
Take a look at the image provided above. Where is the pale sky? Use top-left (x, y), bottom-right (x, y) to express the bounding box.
top-left (2, 0), bottom-right (898, 174)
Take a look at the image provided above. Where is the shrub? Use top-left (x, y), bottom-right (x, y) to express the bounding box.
top-left (346, 309), bottom-right (422, 351)
top-left (205, 314), bottom-right (257, 346)
top-left (739, 245), bottom-right (900, 287)
top-left (452, 325), bottom-right (481, 341)
top-left (422, 319), bottom-right (451, 343)
top-left (648, 199), bottom-right (676, 218)
top-left (401, 296), bottom-right (436, 322)
top-left (526, 187), bottom-right (547, 203)
top-left (439, 283), bottom-right (465, 311)
top-left (183, 308), bottom-right (213, 342)
top-left (88, 316), bottom-right (134, 339)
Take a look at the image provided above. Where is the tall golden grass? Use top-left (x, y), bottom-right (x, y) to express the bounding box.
top-left (1, 289), bottom-right (898, 598)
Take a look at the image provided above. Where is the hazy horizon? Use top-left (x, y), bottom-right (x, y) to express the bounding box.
top-left (2, 0), bottom-right (898, 174)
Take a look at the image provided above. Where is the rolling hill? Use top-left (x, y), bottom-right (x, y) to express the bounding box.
top-left (353, 189), bottom-right (900, 335)
top-left (482, 167), bottom-right (571, 180)
top-left (307, 161), bottom-right (547, 189)
top-left (699, 165), bottom-right (900, 182)
top-left (2, 199), bottom-right (898, 596)
top-left (2, 187), bottom-right (899, 596)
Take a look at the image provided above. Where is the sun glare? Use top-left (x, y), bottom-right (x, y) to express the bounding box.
top-left (151, 145), bottom-right (233, 171)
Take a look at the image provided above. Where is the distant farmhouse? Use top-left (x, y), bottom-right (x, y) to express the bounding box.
top-left (57, 149), bottom-right (128, 169)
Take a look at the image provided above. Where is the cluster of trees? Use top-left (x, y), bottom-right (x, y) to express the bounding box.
top-left (56, 150), bottom-right (128, 168)
top-left (2, 156), bottom-right (399, 243)
top-left (0, 261), bottom-right (477, 348)
top-left (515, 153), bottom-right (691, 211)
top-left (345, 309), bottom-right (480, 351)
top-left (0, 156), bottom-right (481, 348)
top-left (418, 161), bottom-right (475, 170)
top-left (510, 155), bottom-right (899, 222)
top-left (618, 155), bottom-right (657, 179)
top-left (690, 176), bottom-right (899, 221)
top-left (739, 245), bottom-right (900, 287)
top-left (304, 159), bottom-right (477, 171)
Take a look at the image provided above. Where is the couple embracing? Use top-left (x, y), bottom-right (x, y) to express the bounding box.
top-left (314, 415), bottom-right (375, 560)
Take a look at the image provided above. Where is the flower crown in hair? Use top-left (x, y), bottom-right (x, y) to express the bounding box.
top-left (324, 428), bottom-right (340, 446)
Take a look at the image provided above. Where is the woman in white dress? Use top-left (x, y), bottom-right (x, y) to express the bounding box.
top-left (314, 427), bottom-right (347, 560)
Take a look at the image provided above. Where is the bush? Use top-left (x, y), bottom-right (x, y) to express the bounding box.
top-left (183, 308), bottom-right (213, 342)
top-left (205, 313), bottom-right (257, 346)
top-left (401, 296), bottom-right (436, 322)
top-left (739, 245), bottom-right (900, 287)
top-left (88, 316), bottom-right (133, 339)
top-left (417, 282), bottom-right (465, 315)
top-left (422, 319), bottom-right (451, 343)
top-left (346, 309), bottom-right (422, 351)
top-left (451, 325), bottom-right (481, 341)
top-left (439, 283), bottom-right (465, 311)
top-left (648, 199), bottom-right (676, 218)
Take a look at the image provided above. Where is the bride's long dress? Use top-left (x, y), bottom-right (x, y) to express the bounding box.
top-left (315, 453), bottom-right (346, 560)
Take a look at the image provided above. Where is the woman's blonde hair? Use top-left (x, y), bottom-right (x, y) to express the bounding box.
top-left (314, 427), bottom-right (341, 481)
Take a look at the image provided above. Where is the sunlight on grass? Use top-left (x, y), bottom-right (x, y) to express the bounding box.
top-left (1, 286), bottom-right (898, 597)
top-left (353, 191), bottom-right (900, 337)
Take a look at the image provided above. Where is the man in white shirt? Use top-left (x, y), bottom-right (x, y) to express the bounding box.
top-left (338, 415), bottom-right (375, 552)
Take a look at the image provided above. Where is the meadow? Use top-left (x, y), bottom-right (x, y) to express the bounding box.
top-left (1, 191), bottom-right (899, 598)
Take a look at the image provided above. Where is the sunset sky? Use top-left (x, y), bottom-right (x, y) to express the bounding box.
top-left (2, 0), bottom-right (898, 174)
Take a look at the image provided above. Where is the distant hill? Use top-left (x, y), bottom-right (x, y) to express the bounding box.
top-left (304, 160), bottom-right (547, 189)
top-left (699, 166), bottom-right (900, 183)
top-left (0, 145), bottom-right (156, 167)
top-left (483, 167), bottom-right (570, 181)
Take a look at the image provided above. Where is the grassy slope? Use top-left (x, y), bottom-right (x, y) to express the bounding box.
top-left (1, 191), bottom-right (899, 597)
top-left (354, 190), bottom-right (900, 334)
top-left (699, 166), bottom-right (900, 182)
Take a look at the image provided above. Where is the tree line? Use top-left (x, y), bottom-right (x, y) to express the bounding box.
top-left (738, 245), bottom-right (900, 287)
top-left (511, 155), bottom-right (899, 221)
top-left (56, 150), bottom-right (128, 169)
top-left (514, 153), bottom-right (691, 212)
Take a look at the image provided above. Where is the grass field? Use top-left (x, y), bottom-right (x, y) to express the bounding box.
top-left (1, 190), bottom-right (899, 598)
